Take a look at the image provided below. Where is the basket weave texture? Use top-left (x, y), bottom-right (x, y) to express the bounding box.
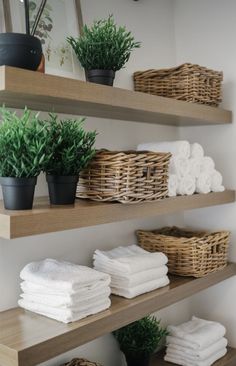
top-left (137, 227), bottom-right (229, 278)
top-left (77, 150), bottom-right (171, 203)
top-left (61, 358), bottom-right (102, 366)
top-left (133, 63), bottom-right (223, 106)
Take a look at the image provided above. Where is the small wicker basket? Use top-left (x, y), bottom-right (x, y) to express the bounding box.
top-left (61, 358), bottom-right (102, 366)
top-left (133, 63), bottom-right (223, 107)
top-left (77, 150), bottom-right (171, 203)
top-left (137, 227), bottom-right (229, 277)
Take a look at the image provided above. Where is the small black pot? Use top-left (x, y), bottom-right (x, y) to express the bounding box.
top-left (0, 33), bottom-right (42, 71)
top-left (0, 177), bottom-right (37, 210)
top-left (125, 356), bottom-right (150, 366)
top-left (87, 69), bottom-right (115, 86)
top-left (46, 175), bottom-right (79, 205)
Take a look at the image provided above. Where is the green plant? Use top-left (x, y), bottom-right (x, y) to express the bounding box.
top-left (67, 15), bottom-right (141, 71)
top-left (113, 316), bottom-right (168, 359)
top-left (44, 114), bottom-right (96, 176)
top-left (0, 107), bottom-right (51, 178)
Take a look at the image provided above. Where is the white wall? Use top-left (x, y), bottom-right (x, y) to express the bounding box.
top-left (174, 0), bottom-right (236, 346)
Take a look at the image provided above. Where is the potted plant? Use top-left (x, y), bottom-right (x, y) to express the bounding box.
top-left (45, 114), bottom-right (96, 205)
top-left (113, 316), bottom-right (168, 366)
top-left (0, 107), bottom-right (51, 210)
top-left (0, 0), bottom-right (47, 70)
top-left (67, 15), bottom-right (141, 86)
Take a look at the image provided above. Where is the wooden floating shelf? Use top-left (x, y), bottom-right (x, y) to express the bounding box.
top-left (0, 190), bottom-right (235, 239)
top-left (0, 66), bottom-right (232, 126)
top-left (0, 264), bottom-right (235, 366)
top-left (150, 348), bottom-right (236, 366)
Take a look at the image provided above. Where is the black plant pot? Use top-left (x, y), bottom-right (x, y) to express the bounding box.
top-left (125, 356), bottom-right (150, 366)
top-left (0, 177), bottom-right (37, 210)
top-left (46, 175), bottom-right (79, 205)
top-left (87, 69), bottom-right (115, 86)
top-left (0, 33), bottom-right (42, 71)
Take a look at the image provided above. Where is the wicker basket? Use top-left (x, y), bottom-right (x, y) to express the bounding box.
top-left (61, 358), bottom-right (102, 366)
top-left (133, 63), bottom-right (223, 106)
top-left (137, 227), bottom-right (229, 277)
top-left (77, 150), bottom-right (171, 203)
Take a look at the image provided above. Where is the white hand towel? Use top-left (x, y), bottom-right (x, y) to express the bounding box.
top-left (94, 265), bottom-right (168, 288)
top-left (20, 259), bottom-right (110, 291)
top-left (111, 275), bottom-right (169, 298)
top-left (18, 297), bottom-right (111, 323)
top-left (94, 245), bottom-right (168, 274)
top-left (177, 174), bottom-right (196, 196)
top-left (169, 157), bottom-right (190, 178)
top-left (137, 140), bottom-right (190, 158)
top-left (196, 173), bottom-right (211, 194)
top-left (189, 157), bottom-right (202, 179)
top-left (211, 170), bottom-right (225, 193)
top-left (191, 143), bottom-right (204, 159)
top-left (200, 157), bottom-right (215, 173)
top-left (167, 316), bottom-right (226, 350)
top-left (164, 348), bottom-right (227, 366)
top-left (167, 337), bottom-right (228, 360)
top-left (168, 174), bottom-right (178, 197)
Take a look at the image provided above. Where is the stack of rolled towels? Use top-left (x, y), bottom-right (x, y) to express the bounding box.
top-left (93, 245), bottom-right (169, 299)
top-left (165, 316), bottom-right (228, 366)
top-left (137, 141), bottom-right (225, 197)
top-left (18, 258), bottom-right (111, 323)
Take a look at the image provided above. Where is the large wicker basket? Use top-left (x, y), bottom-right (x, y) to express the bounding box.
top-left (137, 227), bottom-right (229, 277)
top-left (77, 150), bottom-right (171, 203)
top-left (133, 63), bottom-right (223, 107)
top-left (61, 358), bottom-right (102, 366)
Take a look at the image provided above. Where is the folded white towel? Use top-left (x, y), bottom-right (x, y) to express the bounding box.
top-left (167, 316), bottom-right (226, 350)
top-left (164, 348), bottom-right (227, 366)
top-left (191, 143), bottom-right (204, 159)
top-left (177, 174), bottom-right (196, 196)
top-left (18, 297), bottom-right (111, 323)
top-left (111, 275), bottom-right (170, 298)
top-left (189, 157), bottom-right (202, 179)
top-left (168, 174), bottom-right (178, 197)
top-left (20, 259), bottom-right (110, 292)
top-left (211, 170), bottom-right (225, 193)
top-left (196, 173), bottom-right (211, 194)
top-left (93, 245), bottom-right (168, 275)
top-left (94, 265), bottom-right (168, 288)
top-left (169, 157), bottom-right (190, 178)
top-left (137, 140), bottom-right (190, 158)
top-left (167, 337), bottom-right (228, 360)
top-left (200, 156), bottom-right (215, 173)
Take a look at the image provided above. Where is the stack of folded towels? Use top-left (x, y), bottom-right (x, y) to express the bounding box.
top-left (137, 141), bottom-right (225, 197)
top-left (165, 316), bottom-right (228, 366)
top-left (18, 258), bottom-right (111, 323)
top-left (93, 245), bottom-right (169, 299)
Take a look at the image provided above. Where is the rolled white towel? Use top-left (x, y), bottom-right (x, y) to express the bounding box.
top-left (191, 143), bottom-right (204, 159)
top-left (200, 156), bottom-right (215, 173)
top-left (211, 170), bottom-right (225, 193)
top-left (137, 140), bottom-right (190, 158)
top-left (169, 157), bottom-right (190, 178)
top-left (189, 157), bottom-right (202, 178)
top-left (196, 173), bottom-right (211, 194)
top-left (177, 174), bottom-right (196, 196)
top-left (168, 174), bottom-right (178, 197)
top-left (164, 348), bottom-right (227, 366)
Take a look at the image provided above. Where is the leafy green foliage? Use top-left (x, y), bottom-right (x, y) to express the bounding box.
top-left (113, 316), bottom-right (168, 359)
top-left (0, 107), bottom-right (51, 178)
top-left (67, 15), bottom-right (141, 71)
top-left (44, 115), bottom-right (96, 176)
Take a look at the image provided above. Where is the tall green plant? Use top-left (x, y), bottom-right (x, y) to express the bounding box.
top-left (113, 316), bottom-right (168, 359)
top-left (0, 107), bottom-right (51, 178)
top-left (67, 15), bottom-right (141, 71)
top-left (44, 114), bottom-right (96, 176)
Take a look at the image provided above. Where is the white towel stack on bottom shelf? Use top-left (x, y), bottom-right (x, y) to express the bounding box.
top-left (93, 245), bottom-right (169, 299)
top-left (165, 316), bottom-right (228, 366)
top-left (18, 258), bottom-right (111, 323)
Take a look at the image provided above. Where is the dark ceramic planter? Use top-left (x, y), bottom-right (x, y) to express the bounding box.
top-left (46, 175), bottom-right (79, 205)
top-left (0, 177), bottom-right (37, 210)
top-left (0, 33), bottom-right (42, 71)
top-left (87, 69), bottom-right (115, 86)
top-left (125, 356), bottom-right (150, 366)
